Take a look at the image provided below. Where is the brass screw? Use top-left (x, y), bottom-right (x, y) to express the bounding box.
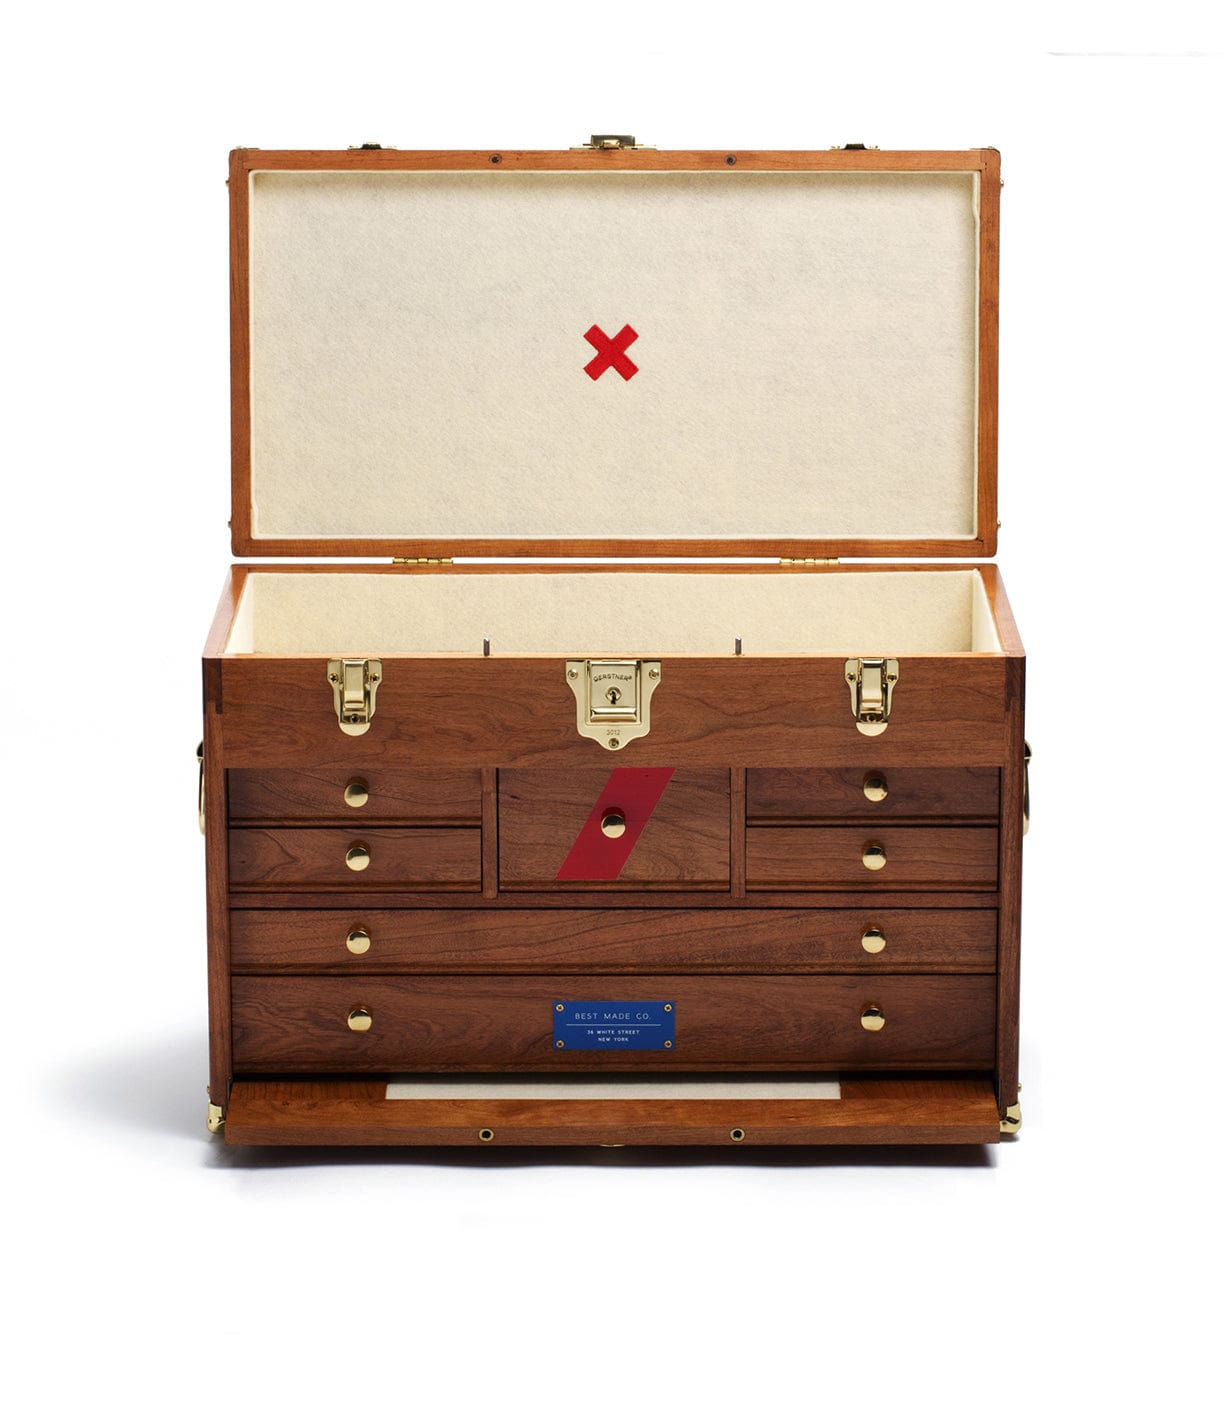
top-left (555, 1039), bottom-right (565, 1049)
top-left (609, 737), bottom-right (620, 749)
top-left (568, 668), bottom-right (579, 679)
top-left (729, 1127), bottom-right (745, 1142)
top-left (663, 1040), bottom-right (673, 1048)
top-left (479, 1128), bottom-right (495, 1141)
top-left (648, 667), bottom-right (660, 679)
top-left (555, 1003), bottom-right (565, 1012)
top-left (663, 1003), bottom-right (673, 1012)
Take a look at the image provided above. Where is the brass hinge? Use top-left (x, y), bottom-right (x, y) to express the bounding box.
top-left (566, 659), bottom-right (661, 751)
top-left (830, 143), bottom-right (879, 150)
top-left (845, 657), bottom-right (900, 736)
top-left (1023, 740), bottom-right (1032, 836)
top-left (780, 557), bottom-right (838, 565)
top-left (327, 658), bottom-right (382, 736)
top-left (575, 134), bottom-right (654, 151)
top-left (392, 557), bottom-right (453, 565)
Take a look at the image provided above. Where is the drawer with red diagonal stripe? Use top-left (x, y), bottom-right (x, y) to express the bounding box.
top-left (498, 768), bottom-right (729, 889)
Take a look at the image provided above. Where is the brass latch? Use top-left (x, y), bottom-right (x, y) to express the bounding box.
top-left (845, 658), bottom-right (899, 736)
top-left (327, 658), bottom-right (382, 736)
top-left (1023, 740), bottom-right (1032, 835)
top-left (196, 741), bottom-right (205, 835)
top-left (566, 659), bottom-right (661, 751)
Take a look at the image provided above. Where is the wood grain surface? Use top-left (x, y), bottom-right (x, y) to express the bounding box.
top-left (499, 768), bottom-right (729, 888)
top-left (231, 973), bottom-right (996, 1070)
top-left (228, 827), bottom-right (481, 890)
top-left (223, 1072), bottom-right (1002, 1146)
top-left (747, 827), bottom-right (998, 890)
top-left (229, 906), bottom-right (997, 975)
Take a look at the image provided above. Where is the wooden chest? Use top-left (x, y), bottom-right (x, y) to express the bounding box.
top-left (201, 140), bottom-right (1026, 1146)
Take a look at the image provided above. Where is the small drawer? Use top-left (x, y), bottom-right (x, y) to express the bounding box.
top-left (230, 907), bottom-right (997, 974)
top-left (748, 768), bottom-right (999, 822)
top-left (230, 973), bottom-right (997, 1071)
top-left (228, 827), bottom-right (481, 890)
top-left (499, 768), bottom-right (729, 889)
top-left (228, 767), bottom-right (481, 824)
top-left (747, 827), bottom-right (998, 890)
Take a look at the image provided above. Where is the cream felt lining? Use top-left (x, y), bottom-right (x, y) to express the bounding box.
top-left (385, 1076), bottom-right (841, 1101)
top-left (247, 170), bottom-right (980, 544)
top-left (224, 570), bottom-right (1001, 656)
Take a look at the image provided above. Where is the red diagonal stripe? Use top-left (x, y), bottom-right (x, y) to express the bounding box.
top-left (555, 768), bottom-right (675, 881)
top-left (584, 323), bottom-right (639, 381)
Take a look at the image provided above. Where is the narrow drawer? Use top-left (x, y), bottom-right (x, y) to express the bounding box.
top-left (228, 828), bottom-right (481, 890)
top-left (747, 827), bottom-right (998, 890)
top-left (231, 974), bottom-right (997, 1071)
top-left (748, 768), bottom-right (999, 822)
top-left (230, 907), bottom-right (997, 974)
top-left (228, 767), bottom-right (481, 824)
top-left (499, 768), bottom-right (729, 889)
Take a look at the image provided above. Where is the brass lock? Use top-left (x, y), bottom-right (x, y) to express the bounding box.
top-left (862, 843), bottom-right (887, 871)
top-left (347, 1006), bottom-right (373, 1032)
top-left (346, 928), bottom-right (371, 955)
top-left (345, 844), bottom-right (371, 872)
top-left (860, 1005), bottom-right (886, 1032)
top-left (344, 779), bottom-right (370, 808)
top-left (601, 811), bottom-right (627, 839)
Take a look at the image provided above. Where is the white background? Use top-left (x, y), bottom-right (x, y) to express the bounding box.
top-left (4, 4), bottom-right (1221, 1410)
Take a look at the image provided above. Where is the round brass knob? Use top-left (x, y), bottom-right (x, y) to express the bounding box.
top-left (346, 928), bottom-right (371, 955)
top-left (862, 843), bottom-right (887, 871)
top-left (344, 779), bottom-right (370, 808)
top-left (347, 1006), bottom-right (373, 1032)
top-left (345, 844), bottom-right (371, 872)
top-left (862, 773), bottom-right (888, 803)
top-left (860, 1005), bottom-right (886, 1032)
top-left (861, 928), bottom-right (887, 954)
top-left (600, 810), bottom-right (627, 839)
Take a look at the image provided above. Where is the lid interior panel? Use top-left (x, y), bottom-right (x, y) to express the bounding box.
top-left (236, 154), bottom-right (996, 556)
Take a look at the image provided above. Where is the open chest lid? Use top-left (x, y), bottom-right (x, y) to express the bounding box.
top-left (229, 143), bottom-right (1000, 560)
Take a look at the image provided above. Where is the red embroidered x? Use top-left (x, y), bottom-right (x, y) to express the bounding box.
top-left (584, 324), bottom-right (639, 381)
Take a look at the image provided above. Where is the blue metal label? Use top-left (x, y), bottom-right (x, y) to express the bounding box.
top-left (553, 1000), bottom-right (675, 1051)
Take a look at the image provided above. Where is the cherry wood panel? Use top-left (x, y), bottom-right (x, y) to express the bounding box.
top-left (230, 974), bottom-right (996, 1071)
top-left (215, 654), bottom-right (1011, 770)
top-left (748, 827), bottom-right (997, 890)
top-left (748, 767), bottom-right (998, 822)
top-left (499, 769), bottom-right (729, 889)
top-left (228, 827), bottom-right (481, 890)
top-left (229, 148), bottom-right (999, 562)
top-left (203, 703), bottom-right (231, 1109)
top-left (228, 766), bottom-right (481, 823)
top-left (224, 1073), bottom-right (1002, 1146)
top-left (230, 907), bottom-right (997, 975)
top-left (996, 654), bottom-right (1026, 1115)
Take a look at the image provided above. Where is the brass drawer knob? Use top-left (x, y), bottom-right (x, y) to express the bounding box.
top-left (344, 779), bottom-right (370, 808)
top-left (347, 1006), bottom-right (373, 1032)
top-left (861, 928), bottom-right (887, 954)
top-left (862, 843), bottom-right (887, 871)
top-left (346, 928), bottom-right (371, 955)
top-left (862, 773), bottom-right (888, 802)
top-left (860, 1005), bottom-right (886, 1032)
top-left (600, 810), bottom-right (627, 839)
top-left (345, 844), bottom-right (371, 872)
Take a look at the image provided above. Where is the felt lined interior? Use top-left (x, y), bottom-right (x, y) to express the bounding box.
top-left (247, 170), bottom-right (981, 545)
top-left (385, 1075), bottom-right (842, 1100)
top-left (224, 570), bottom-right (1002, 655)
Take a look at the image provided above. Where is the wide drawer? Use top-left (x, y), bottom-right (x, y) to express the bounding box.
top-left (228, 827), bottom-right (481, 889)
top-left (748, 827), bottom-right (997, 890)
top-left (230, 907), bottom-right (998, 974)
top-left (228, 767), bottom-right (481, 823)
top-left (748, 767), bottom-right (998, 822)
top-left (230, 974), bottom-right (996, 1070)
top-left (499, 768), bottom-right (729, 889)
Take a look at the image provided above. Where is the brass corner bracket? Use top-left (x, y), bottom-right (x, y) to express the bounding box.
top-left (207, 1102), bottom-right (225, 1134)
top-left (999, 1102), bottom-right (1022, 1136)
